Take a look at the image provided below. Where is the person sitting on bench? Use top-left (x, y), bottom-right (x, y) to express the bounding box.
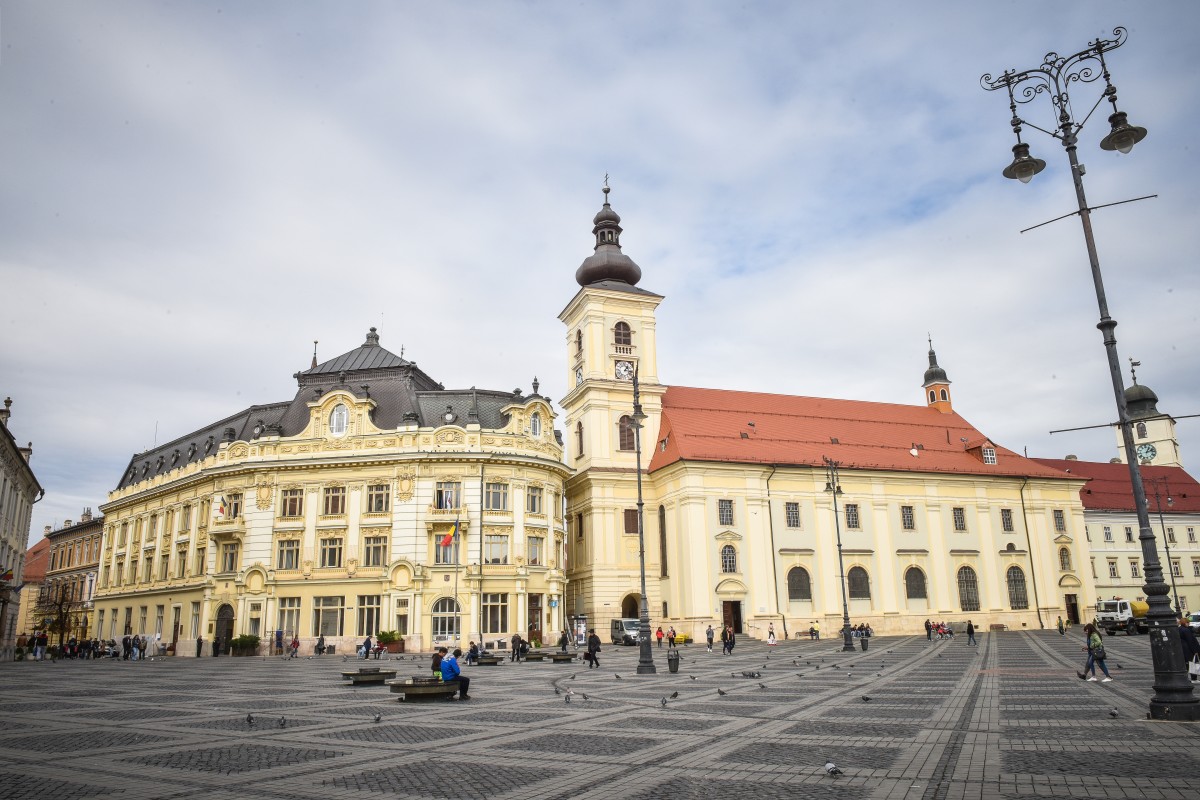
top-left (440, 648), bottom-right (470, 700)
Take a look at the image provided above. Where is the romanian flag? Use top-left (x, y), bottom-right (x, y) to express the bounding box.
top-left (216, 496), bottom-right (227, 517)
top-left (439, 521), bottom-right (457, 548)
top-left (0, 567), bottom-right (13, 582)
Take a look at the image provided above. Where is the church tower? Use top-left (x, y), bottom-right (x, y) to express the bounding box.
top-left (559, 185), bottom-right (665, 626)
top-left (1116, 363), bottom-right (1182, 467)
top-left (922, 339), bottom-right (953, 414)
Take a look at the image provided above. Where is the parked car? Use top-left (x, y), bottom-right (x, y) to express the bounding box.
top-left (1186, 613), bottom-right (1200, 632)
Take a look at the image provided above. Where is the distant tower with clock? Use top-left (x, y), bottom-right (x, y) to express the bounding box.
top-left (558, 186), bottom-right (666, 622)
top-left (1116, 364), bottom-right (1182, 467)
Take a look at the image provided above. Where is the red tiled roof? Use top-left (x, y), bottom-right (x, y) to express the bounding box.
top-left (647, 386), bottom-right (1071, 479)
top-left (21, 536), bottom-right (50, 584)
top-left (1032, 458), bottom-right (1200, 513)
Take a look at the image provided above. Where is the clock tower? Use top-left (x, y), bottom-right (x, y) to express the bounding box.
top-left (559, 186), bottom-right (666, 625)
top-left (1115, 366), bottom-right (1182, 467)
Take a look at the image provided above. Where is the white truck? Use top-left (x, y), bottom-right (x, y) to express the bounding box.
top-left (1095, 599), bottom-right (1150, 636)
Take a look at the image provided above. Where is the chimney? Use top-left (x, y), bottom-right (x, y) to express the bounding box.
top-left (81, 508), bottom-right (93, 523)
top-left (0, 397), bottom-right (10, 428)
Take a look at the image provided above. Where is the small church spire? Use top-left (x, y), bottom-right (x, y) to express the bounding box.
top-left (922, 338), bottom-right (953, 413)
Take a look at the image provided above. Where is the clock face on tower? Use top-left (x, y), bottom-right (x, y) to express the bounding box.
top-left (1136, 443), bottom-right (1158, 462)
top-left (615, 360), bottom-right (634, 381)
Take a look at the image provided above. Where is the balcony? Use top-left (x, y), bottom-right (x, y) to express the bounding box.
top-left (427, 505), bottom-right (465, 518)
top-left (613, 344), bottom-right (636, 356)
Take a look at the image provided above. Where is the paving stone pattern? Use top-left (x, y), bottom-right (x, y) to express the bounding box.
top-left (2, 630), bottom-right (1200, 799)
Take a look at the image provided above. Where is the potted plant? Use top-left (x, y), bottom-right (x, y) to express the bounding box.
top-left (230, 634), bottom-right (261, 656)
top-left (377, 630), bottom-right (404, 654)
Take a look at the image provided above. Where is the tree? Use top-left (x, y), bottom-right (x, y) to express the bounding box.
top-left (32, 581), bottom-right (88, 651)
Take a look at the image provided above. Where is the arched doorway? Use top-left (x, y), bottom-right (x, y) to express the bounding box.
top-left (215, 604), bottom-right (235, 655)
top-left (621, 594), bottom-right (639, 619)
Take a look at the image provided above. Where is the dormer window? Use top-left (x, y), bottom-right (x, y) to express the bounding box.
top-left (530, 412), bottom-right (542, 437)
top-left (982, 447), bottom-right (997, 465)
top-left (329, 404), bottom-right (349, 437)
top-left (614, 322), bottom-right (631, 346)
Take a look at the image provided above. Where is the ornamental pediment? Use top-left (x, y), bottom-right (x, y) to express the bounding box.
top-left (714, 530), bottom-right (742, 542)
top-left (1053, 534), bottom-right (1073, 544)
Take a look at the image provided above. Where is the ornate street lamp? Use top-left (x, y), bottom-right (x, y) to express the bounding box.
top-left (631, 366), bottom-right (656, 674)
top-left (823, 457), bottom-right (856, 653)
top-left (1146, 476), bottom-right (1182, 617)
top-left (983, 28), bottom-right (1197, 720)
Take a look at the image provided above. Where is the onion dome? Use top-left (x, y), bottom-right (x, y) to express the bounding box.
top-left (922, 342), bottom-right (950, 387)
top-left (575, 185), bottom-right (642, 287)
top-left (1125, 381), bottom-right (1160, 420)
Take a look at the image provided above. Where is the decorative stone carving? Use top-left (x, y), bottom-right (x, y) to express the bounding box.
top-left (255, 477), bottom-right (274, 511)
top-left (435, 429), bottom-right (465, 445)
top-left (395, 472), bottom-right (415, 502)
top-left (229, 443), bottom-right (249, 459)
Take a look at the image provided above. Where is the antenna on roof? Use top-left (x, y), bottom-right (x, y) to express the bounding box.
top-left (311, 341), bottom-right (318, 369)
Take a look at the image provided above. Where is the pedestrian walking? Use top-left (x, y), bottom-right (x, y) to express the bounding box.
top-left (726, 626), bottom-right (736, 654)
top-left (966, 620), bottom-right (976, 646)
top-left (290, 637), bottom-right (300, 658)
top-left (558, 629), bottom-right (570, 653)
top-left (925, 618), bottom-right (932, 641)
top-left (656, 627), bottom-right (664, 648)
top-left (212, 635), bottom-right (221, 657)
top-left (705, 625), bottom-right (714, 653)
top-left (1077, 623), bottom-right (1113, 682)
top-left (131, 636), bottom-right (141, 661)
top-left (720, 625), bottom-right (729, 655)
top-left (667, 627), bottom-right (676, 647)
top-left (1179, 618), bottom-right (1200, 682)
top-left (586, 628), bottom-right (601, 669)
top-left (767, 623), bottom-right (776, 646)
top-left (1057, 616), bottom-right (1065, 636)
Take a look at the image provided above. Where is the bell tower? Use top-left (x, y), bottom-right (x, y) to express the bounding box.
top-left (922, 338), bottom-right (953, 414)
top-left (1116, 362), bottom-right (1182, 467)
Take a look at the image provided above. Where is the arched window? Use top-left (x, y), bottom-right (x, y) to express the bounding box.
top-left (847, 566), bottom-right (870, 599)
top-left (928, 390), bottom-right (936, 403)
top-left (614, 321), bottom-right (632, 346)
top-left (575, 422), bottom-right (583, 456)
top-left (1007, 565), bottom-right (1029, 609)
top-left (939, 389), bottom-right (948, 401)
top-left (904, 567), bottom-right (927, 599)
top-left (957, 566), bottom-right (980, 612)
top-left (720, 545), bottom-right (737, 574)
top-left (618, 415), bottom-right (636, 451)
top-left (1059, 547), bottom-right (1072, 571)
top-left (1136, 422), bottom-right (1147, 439)
top-left (575, 329), bottom-right (583, 355)
top-left (329, 404), bottom-right (348, 437)
top-left (431, 598), bottom-right (460, 638)
top-left (787, 567), bottom-right (812, 601)
top-left (530, 412), bottom-right (541, 437)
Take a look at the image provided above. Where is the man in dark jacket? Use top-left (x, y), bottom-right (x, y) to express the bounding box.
top-left (1179, 619), bottom-right (1200, 681)
top-left (586, 629), bottom-right (601, 669)
top-left (925, 618), bottom-right (933, 641)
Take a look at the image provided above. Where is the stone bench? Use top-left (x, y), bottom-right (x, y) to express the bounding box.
top-left (547, 652), bottom-right (576, 664)
top-left (523, 651), bottom-right (548, 662)
top-left (476, 655), bottom-right (504, 666)
top-left (988, 624), bottom-right (1008, 632)
top-left (388, 676), bottom-right (459, 702)
top-left (341, 668), bottom-right (398, 686)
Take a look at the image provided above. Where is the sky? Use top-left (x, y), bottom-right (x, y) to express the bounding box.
top-left (2, 2), bottom-right (1197, 538)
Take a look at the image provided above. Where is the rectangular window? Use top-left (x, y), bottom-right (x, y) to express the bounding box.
top-left (363, 535), bottom-right (386, 567)
top-left (159, 554), bottom-right (170, 581)
top-left (482, 593), bottom-right (508, 634)
top-left (1053, 509), bottom-right (1066, 532)
top-left (102, 565), bottom-right (110, 588)
top-left (395, 597), bottom-right (409, 635)
top-left (1167, 527), bottom-right (1177, 544)
top-left (194, 547), bottom-right (206, 576)
top-left (176, 549), bottom-right (187, 578)
top-left (576, 513), bottom-right (584, 540)
top-left (784, 502), bottom-right (801, 528)
top-left (1130, 560), bottom-right (1140, 578)
top-left (115, 562), bottom-right (124, 584)
top-left (1090, 558), bottom-right (1096, 578)
top-left (900, 505), bottom-right (915, 531)
top-left (484, 535), bottom-right (509, 565)
top-left (155, 605), bottom-right (164, 636)
top-left (1000, 508), bottom-right (1014, 533)
top-left (366, 484), bottom-right (390, 514)
top-left (435, 537), bottom-right (459, 565)
top-left (484, 482), bottom-right (509, 511)
top-left (149, 515), bottom-right (158, 538)
top-left (97, 610), bottom-right (105, 637)
top-left (1189, 528), bottom-right (1197, 543)
top-left (118, 523), bottom-right (128, 547)
top-left (1125, 526), bottom-right (1134, 543)
top-left (528, 536), bottom-right (544, 566)
top-left (277, 539), bottom-right (300, 570)
top-left (526, 486), bottom-right (544, 515)
top-left (319, 537), bottom-right (343, 568)
top-left (138, 606), bottom-right (148, 634)
top-left (1103, 526), bottom-right (1113, 542)
top-left (624, 508), bottom-right (639, 534)
top-left (357, 595), bottom-right (381, 637)
top-left (1172, 559), bottom-right (1182, 578)
top-left (280, 489), bottom-right (304, 518)
top-left (952, 507), bottom-right (967, 532)
top-left (228, 494), bottom-right (242, 520)
top-left (323, 487), bottom-right (346, 516)
top-left (982, 447), bottom-right (997, 465)
top-left (277, 597), bottom-right (300, 637)
top-left (313, 596), bottom-right (344, 637)
top-left (1108, 560), bottom-right (1119, 578)
top-left (248, 602), bottom-right (261, 637)
top-left (435, 481), bottom-right (461, 510)
top-left (129, 559), bottom-right (138, 584)
top-left (845, 503), bottom-right (860, 530)
top-left (220, 544), bottom-right (239, 573)
top-left (718, 499), bottom-right (734, 526)
top-left (1193, 560), bottom-right (1200, 578)
top-left (180, 504), bottom-right (191, 532)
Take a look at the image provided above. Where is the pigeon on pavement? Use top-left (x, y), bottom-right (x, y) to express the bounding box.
top-left (373, 713), bottom-right (382, 723)
top-left (825, 761), bottom-right (843, 776)
top-left (615, 674), bottom-right (622, 680)
top-left (555, 687), bottom-right (561, 695)
top-left (661, 697), bottom-right (668, 708)
top-left (278, 716), bottom-right (286, 728)
top-left (565, 695), bottom-right (571, 704)
top-left (1109, 708), bottom-right (1119, 718)
top-left (246, 713), bottom-right (255, 725)
top-left (717, 688), bottom-right (727, 696)
top-left (670, 691), bottom-right (679, 698)
top-left (861, 695), bottom-right (871, 702)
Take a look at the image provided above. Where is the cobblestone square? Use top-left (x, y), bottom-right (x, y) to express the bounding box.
top-left (2, 631), bottom-right (1199, 799)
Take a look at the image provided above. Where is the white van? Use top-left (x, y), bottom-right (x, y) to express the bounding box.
top-left (610, 618), bottom-right (641, 645)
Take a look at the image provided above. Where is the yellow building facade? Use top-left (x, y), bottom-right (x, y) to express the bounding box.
top-left (95, 330), bottom-right (568, 655)
top-left (561, 192), bottom-right (1095, 639)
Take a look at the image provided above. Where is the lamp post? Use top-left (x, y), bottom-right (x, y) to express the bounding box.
top-left (631, 367), bottom-right (656, 674)
top-left (1146, 476), bottom-right (1181, 617)
top-left (822, 457), bottom-right (856, 653)
top-left (982, 27), bottom-right (1197, 720)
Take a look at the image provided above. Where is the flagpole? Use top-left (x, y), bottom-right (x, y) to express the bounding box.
top-left (453, 513), bottom-right (461, 650)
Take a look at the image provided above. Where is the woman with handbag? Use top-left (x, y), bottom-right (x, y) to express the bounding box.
top-left (1178, 618), bottom-right (1200, 682)
top-left (1077, 623), bottom-right (1113, 682)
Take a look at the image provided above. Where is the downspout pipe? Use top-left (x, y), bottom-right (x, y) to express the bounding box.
top-left (765, 465), bottom-right (787, 640)
top-left (1018, 477), bottom-right (1045, 629)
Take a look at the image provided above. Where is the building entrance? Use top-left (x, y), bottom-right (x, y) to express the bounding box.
top-left (1064, 594), bottom-right (1080, 625)
top-left (215, 604), bottom-right (235, 655)
top-left (722, 601), bottom-right (743, 634)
